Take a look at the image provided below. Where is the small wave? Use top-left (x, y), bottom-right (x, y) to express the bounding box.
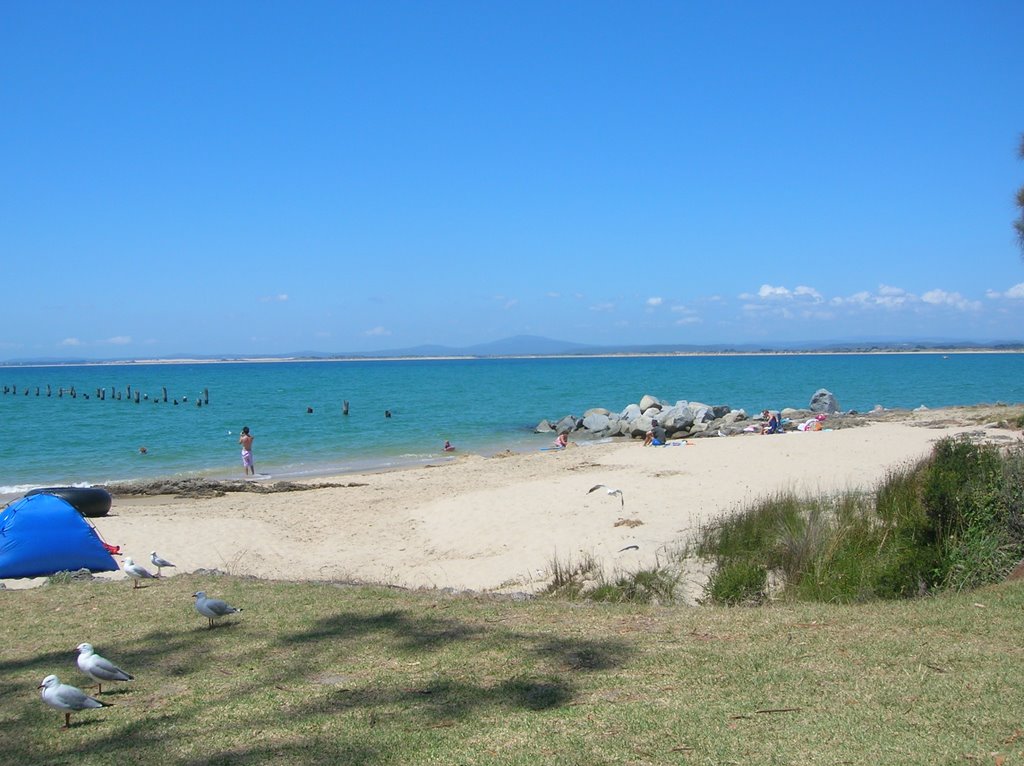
top-left (0, 480), bottom-right (97, 495)
top-left (0, 484), bottom-right (38, 496)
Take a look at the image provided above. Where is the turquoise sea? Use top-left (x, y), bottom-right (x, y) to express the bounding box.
top-left (1, 353), bottom-right (1022, 493)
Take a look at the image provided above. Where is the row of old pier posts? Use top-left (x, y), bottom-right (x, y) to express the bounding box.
top-left (3, 384), bottom-right (211, 407)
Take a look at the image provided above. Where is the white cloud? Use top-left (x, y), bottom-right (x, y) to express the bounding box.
top-left (646, 296), bottom-right (663, 307)
top-left (750, 284), bottom-right (823, 303)
top-left (878, 284), bottom-right (906, 296)
top-left (675, 316), bottom-right (701, 325)
top-left (104, 336), bottom-right (132, 345)
top-left (503, 298), bottom-right (519, 310)
top-left (546, 291), bottom-right (561, 299)
top-left (989, 283), bottom-right (1024, 300)
top-left (793, 285), bottom-right (823, 303)
top-left (757, 284), bottom-right (791, 299)
top-left (260, 293), bottom-right (289, 303)
top-left (921, 289), bottom-right (980, 311)
top-left (61, 337), bottom-right (81, 346)
top-left (365, 326), bottom-right (391, 337)
top-left (589, 302), bottom-right (616, 312)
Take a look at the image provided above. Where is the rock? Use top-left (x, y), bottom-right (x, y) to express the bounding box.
top-left (534, 419), bottom-right (554, 433)
top-left (711, 405), bottom-right (731, 419)
top-left (638, 394), bottom-right (663, 412)
top-left (619, 403), bottom-right (642, 421)
top-left (688, 402), bottom-right (714, 424)
top-left (629, 415), bottom-right (655, 438)
top-left (809, 389), bottom-right (839, 414)
top-left (582, 413), bottom-right (611, 434)
top-left (657, 403), bottom-right (694, 432)
top-left (555, 415), bottom-right (578, 434)
top-left (583, 407), bottom-right (611, 418)
top-left (722, 409), bottom-right (747, 424)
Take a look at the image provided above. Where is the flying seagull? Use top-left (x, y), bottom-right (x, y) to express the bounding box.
top-left (123, 557), bottom-right (157, 588)
top-left (193, 591), bottom-right (242, 628)
top-left (150, 551), bottom-right (176, 576)
top-left (587, 484), bottom-right (624, 508)
top-left (76, 643), bottom-right (134, 694)
top-left (38, 674), bottom-right (110, 729)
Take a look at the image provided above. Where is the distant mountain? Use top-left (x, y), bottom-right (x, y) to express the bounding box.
top-left (2, 335), bottom-right (1021, 366)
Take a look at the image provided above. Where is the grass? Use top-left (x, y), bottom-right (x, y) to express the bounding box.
top-left (3, 574), bottom-right (1023, 765)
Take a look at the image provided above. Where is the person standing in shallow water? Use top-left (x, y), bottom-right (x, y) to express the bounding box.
top-left (239, 426), bottom-right (255, 476)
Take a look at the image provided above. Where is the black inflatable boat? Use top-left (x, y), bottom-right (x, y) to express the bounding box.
top-left (25, 486), bottom-right (112, 518)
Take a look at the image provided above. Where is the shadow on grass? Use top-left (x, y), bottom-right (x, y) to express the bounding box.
top-left (301, 674), bottom-right (576, 722)
top-left (534, 636), bottom-right (632, 672)
top-left (277, 609), bottom-right (485, 652)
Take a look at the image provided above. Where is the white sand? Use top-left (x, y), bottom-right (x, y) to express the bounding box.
top-left (5, 413), bottom-right (1018, 595)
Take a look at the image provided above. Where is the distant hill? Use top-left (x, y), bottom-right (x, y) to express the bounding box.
top-left (1, 335), bottom-right (1021, 366)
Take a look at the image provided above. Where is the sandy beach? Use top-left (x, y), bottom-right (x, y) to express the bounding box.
top-left (4, 407), bottom-right (1021, 595)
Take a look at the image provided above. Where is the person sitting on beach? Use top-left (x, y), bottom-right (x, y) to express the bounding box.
top-left (553, 431), bottom-right (569, 449)
top-left (443, 440), bottom-right (456, 452)
top-left (761, 410), bottom-right (780, 435)
top-left (644, 420), bottom-right (667, 446)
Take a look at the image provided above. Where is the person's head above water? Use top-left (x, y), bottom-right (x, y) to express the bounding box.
top-left (241, 426), bottom-right (250, 435)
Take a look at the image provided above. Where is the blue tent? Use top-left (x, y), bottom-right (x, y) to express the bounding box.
top-left (0, 494), bottom-right (118, 578)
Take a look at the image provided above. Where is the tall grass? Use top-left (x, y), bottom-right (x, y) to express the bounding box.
top-left (699, 437), bottom-right (1024, 604)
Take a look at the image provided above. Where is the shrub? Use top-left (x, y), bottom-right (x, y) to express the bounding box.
top-left (706, 560), bottom-right (767, 605)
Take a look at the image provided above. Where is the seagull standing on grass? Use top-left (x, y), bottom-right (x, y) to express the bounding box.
top-left (150, 551), bottom-right (176, 576)
top-left (123, 557), bottom-right (157, 588)
top-left (76, 643), bottom-right (134, 694)
top-left (587, 484), bottom-right (625, 508)
top-left (38, 674), bottom-right (110, 729)
top-left (193, 591), bottom-right (242, 628)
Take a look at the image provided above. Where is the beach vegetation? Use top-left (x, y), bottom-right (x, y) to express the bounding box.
top-left (543, 551), bottom-right (680, 604)
top-left (697, 437), bottom-right (1024, 603)
top-left (4, 574), bottom-right (1023, 765)
top-left (704, 559), bottom-right (767, 605)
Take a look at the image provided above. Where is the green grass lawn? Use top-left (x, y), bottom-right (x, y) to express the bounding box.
top-left (2, 575), bottom-right (1022, 765)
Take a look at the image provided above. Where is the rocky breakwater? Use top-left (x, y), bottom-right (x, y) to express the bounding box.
top-left (534, 388), bottom-right (849, 441)
top-left (535, 393), bottom-right (750, 441)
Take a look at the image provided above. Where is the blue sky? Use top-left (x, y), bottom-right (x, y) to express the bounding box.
top-left (2, 2), bottom-right (1023, 359)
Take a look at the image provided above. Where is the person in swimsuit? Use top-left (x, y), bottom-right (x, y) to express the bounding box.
top-left (553, 431), bottom-right (569, 448)
top-left (239, 426), bottom-right (255, 475)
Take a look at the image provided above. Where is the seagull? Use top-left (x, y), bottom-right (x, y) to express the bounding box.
top-left (150, 551), bottom-right (176, 576)
top-left (76, 643), bottom-right (134, 694)
top-left (38, 674), bottom-right (110, 729)
top-left (193, 591), bottom-right (242, 628)
top-left (587, 484), bottom-right (624, 508)
top-left (123, 557), bottom-right (157, 588)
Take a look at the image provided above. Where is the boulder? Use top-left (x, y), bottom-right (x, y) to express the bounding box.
top-left (555, 415), bottom-right (578, 434)
top-left (629, 415), bottom-right (655, 438)
top-left (722, 409), bottom-right (747, 424)
top-left (582, 413), bottom-right (611, 434)
top-left (619, 403), bottom-right (642, 421)
top-left (534, 419), bottom-right (554, 433)
top-left (638, 394), bottom-right (663, 412)
top-left (809, 389), bottom-right (839, 414)
top-left (688, 402), bottom-right (714, 424)
top-left (583, 407), bottom-right (611, 418)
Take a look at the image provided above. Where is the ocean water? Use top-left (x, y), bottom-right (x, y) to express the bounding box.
top-left (0, 353), bottom-right (1021, 493)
